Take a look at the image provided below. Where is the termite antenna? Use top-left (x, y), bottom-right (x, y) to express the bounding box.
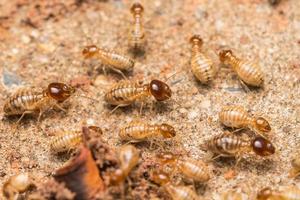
top-left (165, 68), bottom-right (185, 82)
top-left (74, 87), bottom-right (99, 103)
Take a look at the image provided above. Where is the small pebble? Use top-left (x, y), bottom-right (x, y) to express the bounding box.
top-left (2, 69), bottom-right (23, 88)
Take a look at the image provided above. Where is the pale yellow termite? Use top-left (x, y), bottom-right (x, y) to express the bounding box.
top-left (129, 2), bottom-right (145, 50)
top-left (119, 121), bottom-right (176, 142)
top-left (109, 145), bottom-right (140, 184)
top-left (165, 184), bottom-right (202, 200)
top-left (219, 106), bottom-right (271, 134)
top-left (257, 186), bottom-right (300, 200)
top-left (221, 191), bottom-right (246, 200)
top-left (82, 45), bottom-right (135, 78)
top-left (104, 79), bottom-right (172, 113)
top-left (157, 153), bottom-right (210, 183)
top-left (3, 82), bottom-right (75, 124)
top-left (50, 126), bottom-right (103, 153)
top-left (151, 170), bottom-right (202, 200)
top-left (50, 131), bottom-right (83, 153)
top-left (204, 131), bottom-right (275, 158)
top-left (219, 49), bottom-right (264, 87)
top-left (3, 173), bottom-right (32, 200)
top-left (289, 157), bottom-right (300, 178)
top-left (190, 35), bottom-right (215, 84)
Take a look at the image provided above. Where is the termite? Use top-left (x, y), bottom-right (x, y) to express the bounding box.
top-left (50, 126), bottom-right (103, 153)
top-left (190, 35), bottom-right (215, 84)
top-left (82, 45), bottom-right (135, 79)
top-left (165, 184), bottom-right (202, 200)
top-left (151, 170), bottom-right (201, 200)
top-left (104, 79), bottom-right (172, 113)
top-left (219, 105), bottom-right (271, 134)
top-left (3, 82), bottom-right (75, 124)
top-left (129, 2), bottom-right (145, 50)
top-left (257, 186), bottom-right (300, 200)
top-left (119, 121), bottom-right (176, 144)
top-left (3, 173), bottom-right (32, 200)
top-left (157, 153), bottom-right (210, 183)
top-left (109, 145), bottom-right (140, 185)
top-left (219, 49), bottom-right (264, 87)
top-left (289, 157), bottom-right (300, 178)
top-left (221, 191), bottom-right (246, 200)
top-left (204, 131), bottom-right (275, 158)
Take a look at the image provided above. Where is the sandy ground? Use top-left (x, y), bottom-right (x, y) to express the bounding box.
top-left (0, 0), bottom-right (299, 199)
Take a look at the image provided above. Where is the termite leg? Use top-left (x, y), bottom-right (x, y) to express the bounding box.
top-left (139, 102), bottom-right (144, 116)
top-left (102, 66), bottom-right (107, 76)
top-left (110, 104), bottom-right (125, 114)
top-left (239, 79), bottom-right (251, 92)
top-left (13, 111), bottom-right (33, 133)
top-left (54, 103), bottom-right (67, 113)
top-left (109, 67), bottom-right (127, 79)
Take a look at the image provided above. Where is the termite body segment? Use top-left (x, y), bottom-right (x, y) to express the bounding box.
top-left (110, 145), bottom-right (140, 184)
top-left (190, 35), bottom-right (215, 84)
top-left (289, 157), bottom-right (300, 178)
top-left (50, 131), bottom-right (83, 153)
top-left (129, 3), bottom-right (145, 50)
top-left (204, 132), bottom-right (275, 157)
top-left (3, 173), bottom-right (32, 200)
top-left (165, 184), bottom-right (201, 200)
top-left (205, 131), bottom-right (251, 157)
top-left (257, 186), bottom-right (300, 200)
top-left (3, 83), bottom-right (75, 123)
top-left (104, 79), bottom-right (171, 110)
top-left (157, 153), bottom-right (210, 183)
top-left (221, 191), bottom-right (245, 200)
top-left (119, 121), bottom-right (176, 142)
top-left (219, 106), bottom-right (271, 133)
top-left (82, 45), bottom-right (134, 78)
top-left (151, 171), bottom-right (201, 200)
top-left (219, 49), bottom-right (264, 87)
top-left (177, 158), bottom-right (210, 182)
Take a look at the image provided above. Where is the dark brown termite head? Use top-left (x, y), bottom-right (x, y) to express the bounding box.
top-left (151, 170), bottom-right (170, 186)
top-left (159, 123), bottom-right (176, 138)
top-left (130, 2), bottom-right (144, 14)
top-left (82, 45), bottom-right (99, 59)
top-left (149, 80), bottom-right (172, 101)
top-left (252, 136), bottom-right (275, 156)
top-left (189, 35), bottom-right (203, 46)
top-left (254, 117), bottom-right (271, 132)
top-left (219, 49), bottom-right (233, 62)
top-left (256, 187), bottom-right (273, 200)
top-left (48, 83), bottom-right (76, 102)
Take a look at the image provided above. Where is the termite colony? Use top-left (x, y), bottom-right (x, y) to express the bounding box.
top-left (2, 1), bottom-right (295, 200)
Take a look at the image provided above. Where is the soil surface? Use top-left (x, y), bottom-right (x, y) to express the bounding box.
top-left (0, 0), bottom-right (299, 199)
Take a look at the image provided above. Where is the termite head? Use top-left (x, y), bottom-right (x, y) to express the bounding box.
top-left (82, 45), bottom-right (99, 59)
top-left (48, 83), bottom-right (76, 102)
top-left (149, 80), bottom-right (172, 101)
top-left (254, 117), bottom-right (271, 132)
top-left (252, 136), bottom-right (275, 156)
top-left (130, 2), bottom-right (144, 14)
top-left (257, 187), bottom-right (273, 200)
top-left (151, 170), bottom-right (170, 186)
top-left (292, 157), bottom-right (300, 169)
top-left (189, 35), bottom-right (203, 46)
top-left (219, 49), bottom-right (233, 62)
top-left (160, 123), bottom-right (176, 138)
top-left (108, 169), bottom-right (124, 185)
top-left (3, 173), bottom-right (32, 199)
